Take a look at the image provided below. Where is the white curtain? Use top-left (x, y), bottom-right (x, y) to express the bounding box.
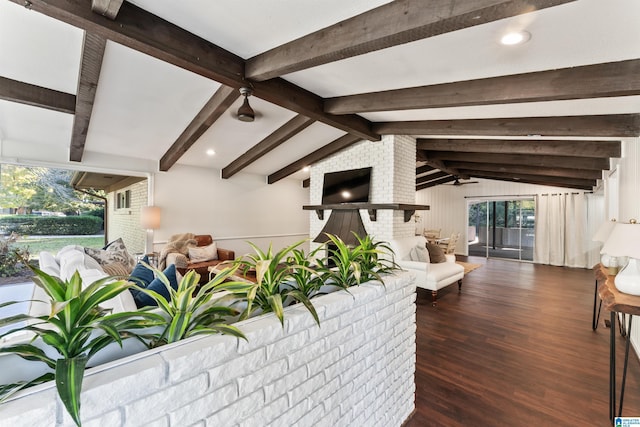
top-left (534, 193), bottom-right (588, 268)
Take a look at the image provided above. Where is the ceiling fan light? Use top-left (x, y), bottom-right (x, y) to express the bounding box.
top-left (237, 96), bottom-right (255, 122)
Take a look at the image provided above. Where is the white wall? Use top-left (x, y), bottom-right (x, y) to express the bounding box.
top-left (151, 164), bottom-right (309, 256)
top-left (416, 178), bottom-right (599, 257)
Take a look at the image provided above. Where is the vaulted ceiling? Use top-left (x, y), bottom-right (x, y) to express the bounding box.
top-left (1, 0), bottom-right (639, 190)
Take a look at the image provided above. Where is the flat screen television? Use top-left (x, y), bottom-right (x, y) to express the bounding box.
top-left (321, 167), bottom-right (372, 204)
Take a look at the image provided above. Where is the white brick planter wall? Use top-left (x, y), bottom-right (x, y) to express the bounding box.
top-left (1, 272), bottom-right (416, 427)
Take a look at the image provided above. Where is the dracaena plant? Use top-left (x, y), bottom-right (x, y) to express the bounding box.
top-left (316, 233), bottom-right (397, 290)
top-left (133, 265), bottom-right (252, 346)
top-left (234, 240), bottom-right (320, 327)
top-left (352, 233), bottom-right (399, 284)
top-left (0, 266), bottom-right (164, 427)
top-left (284, 245), bottom-right (327, 298)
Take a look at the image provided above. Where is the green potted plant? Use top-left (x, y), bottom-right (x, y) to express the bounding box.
top-left (352, 233), bottom-right (399, 283)
top-left (284, 245), bottom-right (327, 300)
top-left (233, 240), bottom-right (320, 326)
top-left (0, 266), bottom-right (164, 426)
top-left (132, 265), bottom-right (252, 346)
top-left (315, 233), bottom-right (398, 290)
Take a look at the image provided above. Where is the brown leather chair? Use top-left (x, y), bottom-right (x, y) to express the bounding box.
top-left (167, 235), bottom-right (235, 283)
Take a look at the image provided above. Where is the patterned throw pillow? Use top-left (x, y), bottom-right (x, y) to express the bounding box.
top-left (188, 242), bottom-right (218, 263)
top-left (102, 262), bottom-right (131, 277)
top-left (85, 238), bottom-right (135, 273)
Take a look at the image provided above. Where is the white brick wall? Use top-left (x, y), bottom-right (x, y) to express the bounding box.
top-left (310, 136), bottom-right (417, 244)
top-left (0, 272), bottom-right (416, 427)
top-left (108, 180), bottom-right (148, 255)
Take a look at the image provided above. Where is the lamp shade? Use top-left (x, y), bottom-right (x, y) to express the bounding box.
top-left (592, 219), bottom-right (617, 243)
top-left (140, 206), bottom-right (161, 230)
top-left (600, 222), bottom-right (640, 259)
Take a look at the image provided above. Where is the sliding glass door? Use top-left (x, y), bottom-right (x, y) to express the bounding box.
top-left (467, 198), bottom-right (535, 261)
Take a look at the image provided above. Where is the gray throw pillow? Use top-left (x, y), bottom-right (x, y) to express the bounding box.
top-left (426, 243), bottom-right (447, 263)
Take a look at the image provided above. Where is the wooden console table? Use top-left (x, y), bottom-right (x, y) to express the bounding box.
top-left (598, 275), bottom-right (640, 423)
top-left (303, 203), bottom-right (430, 222)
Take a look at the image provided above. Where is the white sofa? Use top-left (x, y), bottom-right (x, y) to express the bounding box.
top-left (388, 235), bottom-right (465, 305)
top-left (0, 246), bottom-right (147, 385)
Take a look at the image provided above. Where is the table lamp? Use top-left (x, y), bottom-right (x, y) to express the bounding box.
top-left (140, 206), bottom-right (161, 254)
top-left (600, 220), bottom-right (640, 295)
top-left (592, 219), bottom-right (621, 274)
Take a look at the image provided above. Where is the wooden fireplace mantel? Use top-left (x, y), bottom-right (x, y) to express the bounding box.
top-left (303, 203), bottom-right (430, 222)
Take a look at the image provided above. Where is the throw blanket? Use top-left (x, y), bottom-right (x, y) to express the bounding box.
top-left (158, 232), bottom-right (197, 270)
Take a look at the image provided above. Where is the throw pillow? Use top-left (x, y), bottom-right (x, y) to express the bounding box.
top-left (129, 255), bottom-right (155, 287)
top-left (414, 244), bottom-right (429, 262)
top-left (408, 244), bottom-right (428, 263)
top-left (426, 243), bottom-right (447, 263)
top-left (130, 264), bottom-right (178, 308)
top-left (188, 242), bottom-right (218, 263)
top-left (102, 262), bottom-right (130, 277)
top-left (85, 238), bottom-right (135, 273)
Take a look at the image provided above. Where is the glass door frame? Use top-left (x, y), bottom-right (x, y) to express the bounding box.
top-left (466, 196), bottom-right (535, 261)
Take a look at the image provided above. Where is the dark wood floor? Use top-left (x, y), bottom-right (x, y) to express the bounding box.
top-left (406, 257), bottom-right (640, 427)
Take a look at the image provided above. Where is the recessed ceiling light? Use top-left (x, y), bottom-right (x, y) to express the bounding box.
top-left (206, 149), bottom-right (215, 156)
top-left (500, 30), bottom-right (531, 46)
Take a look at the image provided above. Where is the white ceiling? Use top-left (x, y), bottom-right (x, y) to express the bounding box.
top-left (0, 0), bottom-right (639, 181)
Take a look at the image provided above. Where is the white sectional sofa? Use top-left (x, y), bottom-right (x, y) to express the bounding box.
top-left (0, 246), bottom-right (147, 385)
top-left (388, 235), bottom-right (465, 305)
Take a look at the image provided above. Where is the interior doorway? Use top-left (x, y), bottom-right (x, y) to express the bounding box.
top-left (467, 198), bottom-right (535, 261)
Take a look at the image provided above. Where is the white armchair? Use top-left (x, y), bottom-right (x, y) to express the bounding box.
top-left (388, 236), bottom-right (465, 305)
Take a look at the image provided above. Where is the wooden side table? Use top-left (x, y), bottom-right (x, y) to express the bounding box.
top-left (593, 264), bottom-right (607, 330)
top-left (598, 275), bottom-right (640, 423)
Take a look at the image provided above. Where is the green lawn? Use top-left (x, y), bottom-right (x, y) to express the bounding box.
top-left (15, 236), bottom-right (105, 259)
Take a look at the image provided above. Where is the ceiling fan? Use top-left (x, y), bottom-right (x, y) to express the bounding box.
top-left (446, 176), bottom-right (479, 186)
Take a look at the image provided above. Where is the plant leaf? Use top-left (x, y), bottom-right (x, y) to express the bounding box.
top-left (287, 289), bottom-right (320, 327)
top-left (266, 294), bottom-right (285, 327)
top-left (56, 356), bottom-right (87, 427)
top-left (0, 343), bottom-right (56, 368)
top-left (0, 373), bottom-right (55, 404)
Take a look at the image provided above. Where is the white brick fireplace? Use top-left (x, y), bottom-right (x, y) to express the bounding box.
top-left (309, 135), bottom-right (418, 245)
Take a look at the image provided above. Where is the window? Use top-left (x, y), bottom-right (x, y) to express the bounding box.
top-left (116, 190), bottom-right (131, 209)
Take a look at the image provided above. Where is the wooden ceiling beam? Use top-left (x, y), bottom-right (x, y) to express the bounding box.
top-left (246, 0), bottom-right (575, 81)
top-left (374, 114), bottom-right (640, 138)
top-left (326, 59), bottom-right (640, 114)
top-left (70, 33), bottom-right (106, 162)
top-left (253, 78), bottom-right (377, 141)
top-left (416, 176), bottom-right (457, 191)
top-left (91, 0), bottom-right (124, 19)
top-left (445, 161), bottom-right (603, 180)
top-left (416, 164), bottom-right (435, 176)
top-left (12, 0), bottom-right (378, 141)
top-left (417, 138), bottom-right (621, 158)
top-left (222, 115), bottom-right (315, 179)
top-left (0, 76), bottom-right (75, 114)
top-left (416, 155), bottom-right (467, 179)
top-left (160, 85), bottom-right (239, 171)
top-left (425, 151), bottom-right (610, 170)
top-left (463, 171), bottom-right (595, 190)
top-left (268, 133), bottom-right (362, 184)
top-left (416, 171), bottom-right (449, 185)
